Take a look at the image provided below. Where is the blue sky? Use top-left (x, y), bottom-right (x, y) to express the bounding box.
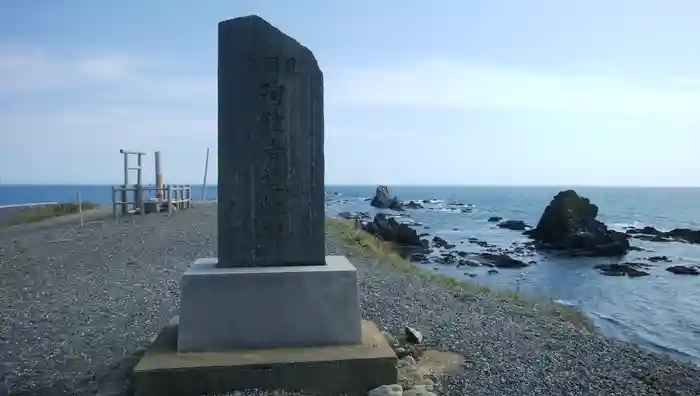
top-left (0, 1), bottom-right (698, 186)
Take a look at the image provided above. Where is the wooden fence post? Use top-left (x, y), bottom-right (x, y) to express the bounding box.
top-left (77, 189), bottom-right (84, 228)
top-left (168, 185), bottom-right (173, 216)
top-left (111, 186), bottom-right (117, 220)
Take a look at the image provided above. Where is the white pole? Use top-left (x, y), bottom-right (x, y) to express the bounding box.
top-left (202, 147), bottom-right (210, 201)
top-left (77, 189), bottom-right (84, 228)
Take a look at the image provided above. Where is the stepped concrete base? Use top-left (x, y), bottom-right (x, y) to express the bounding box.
top-left (177, 256), bottom-right (362, 352)
top-left (132, 318), bottom-right (398, 396)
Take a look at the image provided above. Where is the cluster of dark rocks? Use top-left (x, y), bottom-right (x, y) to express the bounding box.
top-left (363, 213), bottom-right (430, 258)
top-left (489, 190), bottom-right (700, 276)
top-left (404, 201), bottom-right (425, 210)
top-left (359, 212), bottom-right (535, 276)
top-left (625, 225), bottom-right (700, 244)
top-left (427, 236), bottom-right (535, 268)
top-left (337, 186), bottom-right (700, 278)
top-left (594, 261), bottom-right (700, 277)
top-left (369, 326), bottom-right (438, 395)
top-left (369, 186), bottom-right (472, 213)
top-left (594, 262), bottom-right (653, 277)
top-left (381, 326), bottom-right (425, 361)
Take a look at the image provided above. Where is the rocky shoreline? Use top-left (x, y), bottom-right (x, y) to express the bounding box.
top-left (327, 218), bottom-right (700, 396)
top-left (2, 201), bottom-right (700, 395)
top-left (335, 186), bottom-right (700, 279)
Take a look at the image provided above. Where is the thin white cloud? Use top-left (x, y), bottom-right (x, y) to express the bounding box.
top-left (0, 47), bottom-right (217, 183)
top-left (5, 46), bottom-right (697, 118)
top-left (0, 47), bottom-right (140, 92)
top-left (72, 54), bottom-right (137, 81)
top-left (137, 78), bottom-right (216, 104)
top-left (0, 106), bottom-right (215, 141)
top-left (2, 46), bottom-right (700, 185)
top-left (0, 106), bottom-right (217, 184)
top-left (325, 60), bottom-right (700, 117)
top-left (0, 47), bottom-right (215, 105)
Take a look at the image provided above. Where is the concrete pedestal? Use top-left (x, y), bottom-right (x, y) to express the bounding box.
top-left (133, 255), bottom-right (397, 395)
top-left (177, 256), bottom-right (362, 352)
top-left (133, 318), bottom-right (397, 396)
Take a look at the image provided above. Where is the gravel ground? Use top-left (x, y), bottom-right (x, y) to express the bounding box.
top-left (1, 202), bottom-right (700, 396)
top-left (0, 204), bottom-right (216, 396)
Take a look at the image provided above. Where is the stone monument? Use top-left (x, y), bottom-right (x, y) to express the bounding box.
top-left (217, 14), bottom-right (326, 269)
top-left (132, 15), bottom-right (397, 396)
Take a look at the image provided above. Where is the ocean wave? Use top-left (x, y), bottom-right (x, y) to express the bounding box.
top-left (608, 221), bottom-right (645, 232)
top-left (651, 344), bottom-right (697, 361)
top-left (608, 220), bottom-right (674, 233)
top-left (637, 333), bottom-right (699, 362)
top-left (448, 202), bottom-right (475, 207)
top-left (429, 207), bottom-right (469, 213)
top-left (590, 311), bottom-right (625, 327)
top-left (587, 311), bottom-right (697, 361)
top-left (554, 299), bottom-right (578, 307)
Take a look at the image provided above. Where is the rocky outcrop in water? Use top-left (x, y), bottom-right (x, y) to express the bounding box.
top-left (497, 220), bottom-right (530, 231)
top-left (595, 262), bottom-right (650, 277)
top-left (363, 214), bottom-right (429, 257)
top-left (370, 185), bottom-right (404, 211)
top-left (524, 189), bottom-right (630, 257)
top-left (647, 255), bottom-right (671, 262)
top-left (666, 265), bottom-right (700, 275)
top-left (626, 226), bottom-right (700, 244)
top-left (432, 236), bottom-right (453, 249)
top-left (476, 253), bottom-right (530, 268)
top-left (666, 229), bottom-right (700, 243)
top-left (431, 245), bottom-right (532, 268)
top-left (404, 200), bottom-right (425, 209)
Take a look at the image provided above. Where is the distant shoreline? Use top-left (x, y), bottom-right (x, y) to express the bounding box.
top-left (0, 201), bottom-right (58, 209)
top-left (4, 183), bottom-right (700, 188)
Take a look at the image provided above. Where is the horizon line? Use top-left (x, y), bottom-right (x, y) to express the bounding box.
top-left (3, 183), bottom-right (700, 189)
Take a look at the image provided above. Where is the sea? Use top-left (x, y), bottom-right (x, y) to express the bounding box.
top-left (1, 184), bottom-right (699, 365)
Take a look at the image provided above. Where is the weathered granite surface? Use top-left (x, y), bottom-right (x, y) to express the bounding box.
top-left (217, 15), bottom-right (325, 267)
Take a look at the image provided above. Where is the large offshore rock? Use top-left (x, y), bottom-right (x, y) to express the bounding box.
top-left (370, 185), bottom-right (405, 211)
top-left (525, 189), bottom-right (630, 257)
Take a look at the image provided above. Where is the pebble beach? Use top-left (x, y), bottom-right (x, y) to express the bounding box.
top-left (1, 203), bottom-right (699, 396)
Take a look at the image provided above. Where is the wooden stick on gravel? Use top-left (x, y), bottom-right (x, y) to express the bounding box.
top-left (77, 189), bottom-right (84, 228)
